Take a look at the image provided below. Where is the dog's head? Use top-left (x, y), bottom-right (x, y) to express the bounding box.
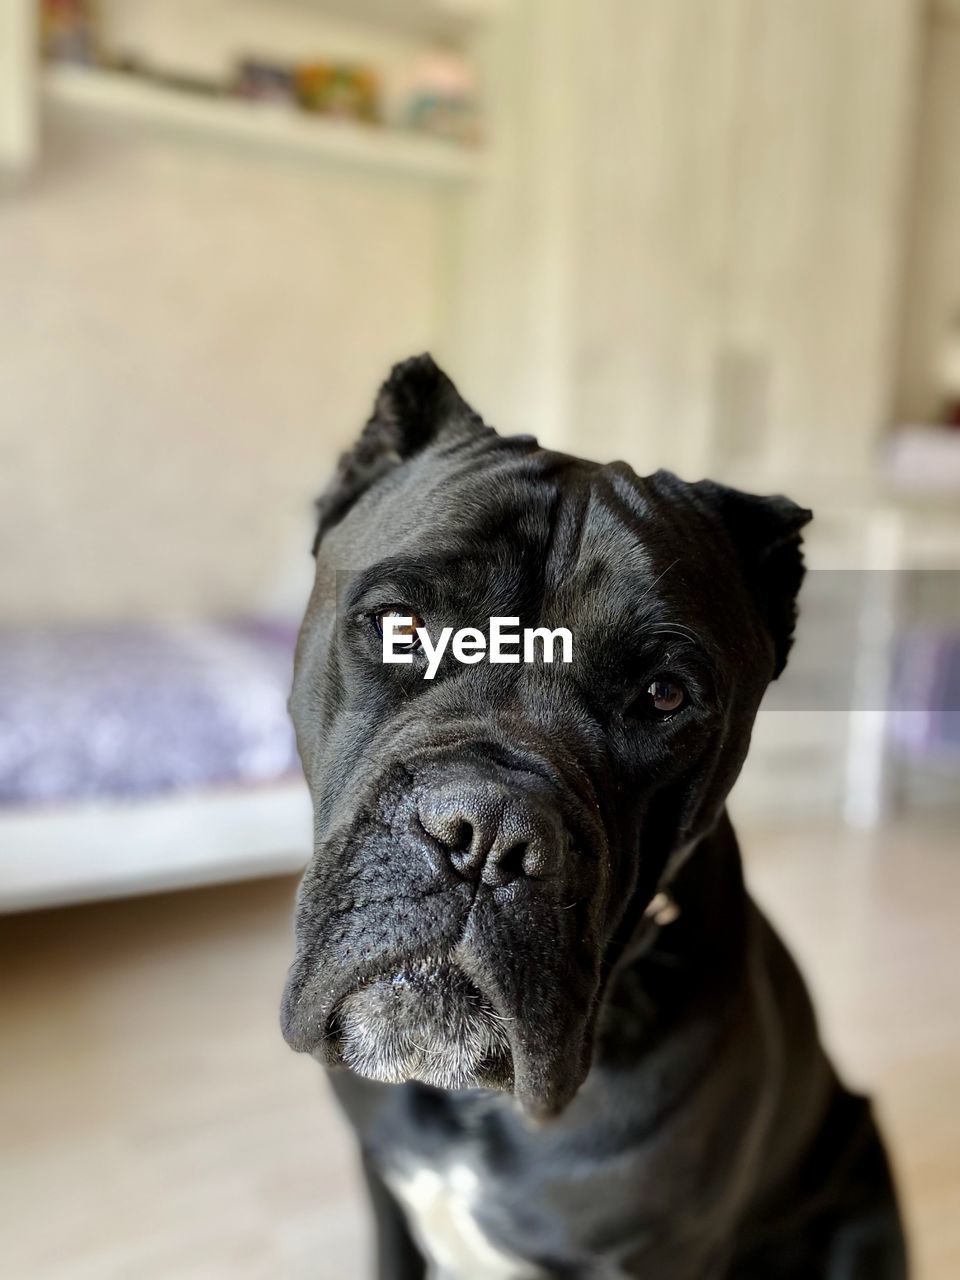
top-left (281, 355), bottom-right (810, 1117)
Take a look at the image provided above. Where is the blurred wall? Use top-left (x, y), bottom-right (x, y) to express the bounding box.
top-left (897, 6), bottom-right (960, 422)
top-left (1, 0), bottom-right (943, 626)
top-left (0, 124), bottom-right (444, 622)
top-left (575, 0), bottom-right (920, 483)
top-left (454, 0), bottom-right (923, 488)
top-left (0, 3), bottom-right (450, 624)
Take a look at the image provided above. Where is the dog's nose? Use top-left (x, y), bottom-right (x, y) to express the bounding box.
top-left (417, 780), bottom-right (562, 886)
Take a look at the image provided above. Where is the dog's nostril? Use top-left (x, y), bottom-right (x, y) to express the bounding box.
top-left (449, 819), bottom-right (473, 853)
top-left (484, 840), bottom-right (528, 886)
top-left (418, 804), bottom-right (474, 854)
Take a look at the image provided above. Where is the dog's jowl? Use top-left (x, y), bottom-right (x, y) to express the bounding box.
top-left (281, 355), bottom-right (908, 1279)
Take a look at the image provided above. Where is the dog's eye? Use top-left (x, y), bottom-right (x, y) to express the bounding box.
top-left (374, 608), bottom-right (424, 651)
top-left (635, 676), bottom-right (687, 718)
top-left (647, 677), bottom-right (686, 714)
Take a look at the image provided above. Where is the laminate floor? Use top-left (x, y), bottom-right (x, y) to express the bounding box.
top-left (2, 821), bottom-right (957, 1278)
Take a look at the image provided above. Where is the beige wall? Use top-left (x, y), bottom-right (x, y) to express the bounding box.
top-left (454, 0), bottom-right (923, 492)
top-left (0, 0), bottom-right (464, 624)
top-left (897, 10), bottom-right (960, 422)
top-left (1, 0), bottom-right (946, 625)
top-left (571, 0), bottom-right (921, 485)
top-left (0, 112), bottom-right (446, 622)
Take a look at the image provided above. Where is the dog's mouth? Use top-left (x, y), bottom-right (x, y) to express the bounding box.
top-left (325, 959), bottom-right (514, 1094)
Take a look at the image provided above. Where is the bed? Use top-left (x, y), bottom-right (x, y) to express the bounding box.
top-left (0, 618), bottom-right (311, 911)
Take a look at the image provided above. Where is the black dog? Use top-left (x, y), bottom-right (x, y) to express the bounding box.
top-left (281, 356), bottom-right (907, 1278)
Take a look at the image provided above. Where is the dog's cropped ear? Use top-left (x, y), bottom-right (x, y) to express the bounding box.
top-left (692, 480), bottom-right (813, 678)
top-left (312, 354), bottom-right (488, 552)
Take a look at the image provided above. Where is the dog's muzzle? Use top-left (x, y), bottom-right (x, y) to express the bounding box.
top-left (282, 756), bottom-right (608, 1116)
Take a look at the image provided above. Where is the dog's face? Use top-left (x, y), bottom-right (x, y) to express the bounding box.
top-left (281, 356), bottom-right (810, 1117)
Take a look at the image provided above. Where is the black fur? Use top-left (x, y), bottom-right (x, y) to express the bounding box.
top-left (312, 355), bottom-right (491, 551)
top-left (282, 355), bottom-right (907, 1278)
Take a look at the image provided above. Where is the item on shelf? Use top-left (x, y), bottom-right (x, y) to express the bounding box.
top-left (139, 66), bottom-right (229, 99)
top-left (234, 58), bottom-right (297, 106)
top-left (62, 50), bottom-right (228, 101)
top-left (294, 63), bottom-right (381, 125)
top-left (40, 0), bottom-right (100, 66)
top-left (393, 49), bottom-right (481, 145)
top-left (101, 51), bottom-right (144, 77)
top-left (937, 311), bottom-right (960, 428)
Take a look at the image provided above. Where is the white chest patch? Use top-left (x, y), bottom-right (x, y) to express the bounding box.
top-left (386, 1161), bottom-right (541, 1280)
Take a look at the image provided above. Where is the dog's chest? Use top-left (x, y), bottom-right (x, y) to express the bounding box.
top-left (386, 1160), bottom-right (542, 1280)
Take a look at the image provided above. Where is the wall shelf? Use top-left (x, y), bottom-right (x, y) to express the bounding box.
top-left (42, 65), bottom-right (482, 185)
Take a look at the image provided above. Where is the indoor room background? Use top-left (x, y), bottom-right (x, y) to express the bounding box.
top-left (1, 1), bottom-right (958, 1277)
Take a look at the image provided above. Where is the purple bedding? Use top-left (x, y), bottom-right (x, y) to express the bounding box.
top-left (0, 619), bottom-right (301, 807)
top-left (890, 626), bottom-right (960, 762)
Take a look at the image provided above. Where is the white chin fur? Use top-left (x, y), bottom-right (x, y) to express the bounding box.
top-left (335, 966), bottom-right (510, 1091)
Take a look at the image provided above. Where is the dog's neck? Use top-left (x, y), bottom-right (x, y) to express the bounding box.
top-left (596, 812), bottom-right (751, 1061)
top-left (620, 810), bottom-right (747, 956)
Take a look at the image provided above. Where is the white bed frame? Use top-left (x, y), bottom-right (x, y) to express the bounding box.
top-left (0, 781), bottom-right (312, 912)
